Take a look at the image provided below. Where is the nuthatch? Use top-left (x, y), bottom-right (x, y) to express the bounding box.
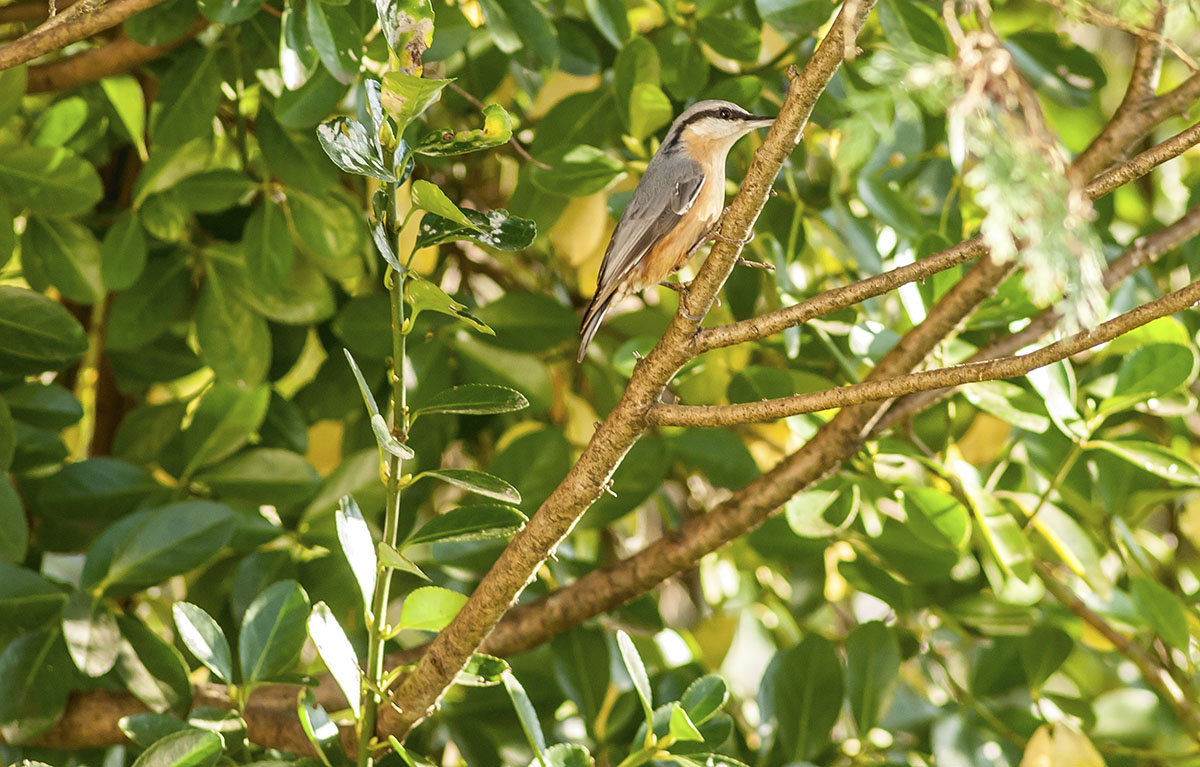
top-left (577, 99), bottom-right (774, 362)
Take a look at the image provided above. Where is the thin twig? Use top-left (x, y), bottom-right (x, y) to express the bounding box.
top-left (448, 82), bottom-right (550, 169)
top-left (1037, 563), bottom-right (1200, 740)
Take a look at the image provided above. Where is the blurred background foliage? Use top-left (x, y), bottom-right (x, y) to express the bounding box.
top-left (1, 0), bottom-right (1200, 764)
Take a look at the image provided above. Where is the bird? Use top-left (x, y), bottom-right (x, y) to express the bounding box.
top-left (577, 99), bottom-right (775, 362)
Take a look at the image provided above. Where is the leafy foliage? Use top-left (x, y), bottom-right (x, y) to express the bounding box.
top-left (0, 0), bottom-right (1199, 766)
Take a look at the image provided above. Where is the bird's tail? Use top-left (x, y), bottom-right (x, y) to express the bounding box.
top-left (577, 291), bottom-right (615, 362)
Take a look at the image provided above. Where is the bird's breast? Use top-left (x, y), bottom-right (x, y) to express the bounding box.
top-left (630, 173), bottom-right (727, 290)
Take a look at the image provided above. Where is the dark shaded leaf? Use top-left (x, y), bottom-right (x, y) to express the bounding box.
top-left (239, 580), bottom-right (310, 683)
top-left (406, 504), bottom-right (527, 546)
top-left (413, 206), bottom-right (536, 251)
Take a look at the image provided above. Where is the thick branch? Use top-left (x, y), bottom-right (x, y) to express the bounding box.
top-left (1037, 563), bottom-right (1200, 738)
top-left (651, 273), bottom-right (1200, 426)
top-left (380, 0), bottom-right (879, 740)
top-left (26, 24), bottom-right (200, 92)
top-left (0, 0), bottom-right (79, 24)
top-left (0, 0), bottom-right (169, 71)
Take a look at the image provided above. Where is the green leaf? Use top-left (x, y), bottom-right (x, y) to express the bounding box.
top-left (584, 0), bottom-right (629, 47)
top-left (257, 104), bottom-right (339, 191)
top-left (669, 704), bottom-right (705, 742)
top-left (240, 579), bottom-right (310, 683)
top-left (130, 728), bottom-right (223, 767)
top-left (0, 66), bottom-right (26, 125)
top-left (198, 0), bottom-right (266, 24)
top-left (414, 384), bottom-right (530, 416)
top-left (761, 635), bottom-right (843, 762)
top-left (1005, 32), bottom-right (1106, 107)
top-left (196, 272), bottom-right (271, 387)
top-left (126, 0), bottom-right (196, 46)
top-left (115, 616), bottom-right (193, 715)
top-left (0, 478), bottom-right (27, 561)
top-left (192, 448), bottom-right (320, 506)
top-left (473, 293), bottom-right (578, 353)
top-left (582, 437), bottom-right (669, 528)
top-left (62, 589), bottom-right (121, 677)
top-left (317, 116), bottom-right (393, 180)
top-left (101, 211), bottom-right (148, 291)
top-left (785, 482), bottom-right (858, 537)
top-left (307, 602), bottom-right (360, 717)
top-left (180, 384), bottom-right (271, 478)
top-left (176, 170), bottom-right (255, 214)
top-left (878, 0), bottom-right (949, 55)
top-left (1101, 343), bottom-right (1198, 413)
top-left (371, 413), bottom-right (416, 460)
top-left (276, 68), bottom-right (351, 129)
top-left (173, 602), bottom-right (234, 684)
top-left (243, 199), bottom-right (296, 292)
top-left (953, 458), bottom-right (1034, 581)
top-left (336, 495), bottom-right (376, 612)
top-left (406, 280), bottom-right (493, 332)
top-left (0, 399), bottom-right (11, 474)
top-left (697, 15), bottom-right (760, 61)
top-left (374, 0), bottom-right (436, 64)
top-left (504, 670), bottom-right (548, 758)
top-left (1130, 576), bottom-right (1190, 651)
top-left (903, 487), bottom-right (971, 550)
top-left (406, 504), bottom-right (527, 546)
top-left (628, 82), bottom-right (672, 141)
top-left (616, 630), bottom-right (653, 725)
top-left (22, 216), bottom-right (104, 304)
top-left (755, 0), bottom-right (830, 33)
top-left (307, 1), bottom-right (361, 84)
top-left (298, 690), bottom-right (346, 767)
top-left (0, 630), bottom-right (73, 742)
top-left (96, 501), bottom-right (236, 596)
top-left (416, 469), bottom-right (521, 504)
top-left (0, 146), bottom-right (102, 216)
top-left (550, 627), bottom-right (610, 730)
top-left (2, 383), bottom-right (81, 430)
top-left (414, 104), bottom-right (514, 156)
top-left (343, 348), bottom-right (383, 419)
top-left (961, 380), bottom-right (1051, 433)
top-left (0, 562), bottom-right (66, 633)
top-left (614, 36), bottom-right (659, 131)
top-left (531, 144), bottom-right (624, 197)
top-left (398, 586), bottom-right (468, 631)
top-left (845, 621), bottom-right (900, 733)
top-left (667, 428), bottom-right (759, 489)
top-left (412, 180), bottom-right (479, 230)
top-left (680, 675), bottom-right (729, 726)
top-left (119, 713), bottom-right (189, 748)
top-left (381, 72), bottom-right (452, 130)
top-left (457, 653), bottom-right (510, 686)
top-left (281, 1), bottom-right (319, 89)
top-left (531, 744), bottom-right (594, 767)
top-left (0, 286), bottom-right (87, 374)
top-left (377, 541), bottom-right (429, 579)
top-left (1020, 625), bottom-right (1073, 688)
top-left (414, 205), bottom-right (536, 251)
top-left (105, 257), bottom-right (190, 351)
top-left (1087, 440), bottom-right (1200, 486)
top-left (150, 45), bottom-right (222, 148)
top-left (31, 97), bottom-right (88, 148)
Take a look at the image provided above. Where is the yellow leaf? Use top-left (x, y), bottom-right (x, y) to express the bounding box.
top-left (1021, 724), bottom-right (1104, 767)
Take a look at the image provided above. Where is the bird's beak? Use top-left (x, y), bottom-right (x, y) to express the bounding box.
top-left (748, 115), bottom-right (775, 129)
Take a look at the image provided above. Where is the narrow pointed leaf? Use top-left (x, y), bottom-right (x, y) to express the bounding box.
top-left (411, 180), bottom-right (479, 229)
top-left (308, 602), bottom-right (361, 717)
top-left (336, 495), bottom-right (376, 613)
top-left (406, 504), bottom-right (527, 546)
top-left (377, 542), bottom-right (429, 580)
top-left (414, 384), bottom-right (529, 417)
top-left (416, 469), bottom-right (521, 503)
top-left (406, 280), bottom-right (494, 333)
top-left (371, 413), bottom-right (415, 459)
top-left (669, 703), bottom-right (704, 742)
top-left (413, 207), bottom-right (536, 251)
top-left (504, 670), bottom-right (547, 759)
top-left (414, 104), bottom-right (514, 156)
top-left (616, 630), bottom-right (653, 724)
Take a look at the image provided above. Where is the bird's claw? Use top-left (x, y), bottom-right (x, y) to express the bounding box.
top-left (735, 256), bottom-right (774, 271)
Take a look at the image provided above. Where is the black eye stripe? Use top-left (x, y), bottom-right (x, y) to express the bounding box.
top-left (679, 107), bottom-right (751, 128)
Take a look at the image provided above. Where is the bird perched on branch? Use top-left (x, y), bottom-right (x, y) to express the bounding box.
top-left (577, 99), bottom-right (775, 362)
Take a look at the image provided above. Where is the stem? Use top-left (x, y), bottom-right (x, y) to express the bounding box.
top-left (358, 178), bottom-right (410, 767)
top-left (1021, 439), bottom-right (1084, 530)
top-left (70, 299), bottom-right (105, 460)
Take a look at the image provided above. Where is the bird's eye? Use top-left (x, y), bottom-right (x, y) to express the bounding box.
top-left (719, 108), bottom-right (732, 119)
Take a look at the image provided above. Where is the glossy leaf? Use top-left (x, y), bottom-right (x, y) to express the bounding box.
top-left (761, 635), bottom-right (843, 762)
top-left (504, 670), bottom-right (547, 758)
top-left (306, 1), bottom-right (362, 83)
top-left (1100, 343), bottom-right (1198, 413)
top-left (130, 728), bottom-right (222, 767)
top-left (411, 180), bottom-right (478, 229)
top-left (413, 206), bottom-right (536, 251)
top-left (239, 579), bottom-right (310, 683)
top-left (416, 469), bottom-right (521, 503)
top-left (414, 104), bottom-right (514, 156)
top-left (62, 589), bottom-right (121, 677)
top-left (0, 629), bottom-right (73, 742)
top-left (243, 199), bottom-right (295, 292)
top-left (22, 216), bottom-right (103, 304)
top-left (118, 713), bottom-right (189, 749)
top-left (0, 146), bottom-right (102, 216)
top-left (317, 116), bottom-right (393, 180)
top-left (616, 630), bottom-right (653, 724)
top-left (457, 653), bottom-right (510, 686)
top-left (398, 586), bottom-right (468, 631)
top-left (116, 616), bottom-right (193, 715)
top-left (336, 494), bottom-right (376, 612)
top-left (197, 0), bottom-right (266, 23)
top-left (381, 72), bottom-right (452, 130)
top-left (1130, 576), bottom-right (1190, 651)
top-left (298, 689), bottom-right (346, 767)
top-left (405, 280), bottom-right (493, 333)
top-left (0, 286), bottom-right (88, 374)
top-left (531, 144), bottom-right (624, 197)
top-left (1087, 440), bottom-right (1200, 486)
top-left (412, 385), bottom-right (528, 417)
top-left (680, 675), bottom-right (729, 726)
top-left (173, 602), bottom-right (234, 684)
top-left (405, 504), bottom-right (527, 546)
top-left (101, 211), bottom-right (148, 291)
top-left (307, 602), bottom-right (361, 716)
top-left (845, 621), bottom-right (900, 733)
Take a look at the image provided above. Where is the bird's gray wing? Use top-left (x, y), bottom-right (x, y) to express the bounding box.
top-left (594, 155), bottom-right (704, 297)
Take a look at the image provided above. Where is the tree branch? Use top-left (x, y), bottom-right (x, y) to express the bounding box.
top-left (0, 0), bottom-right (169, 71)
top-left (379, 0), bottom-right (880, 740)
top-left (26, 23), bottom-right (201, 92)
top-left (875, 202), bottom-right (1200, 429)
top-left (650, 271), bottom-right (1200, 427)
top-left (698, 117), bottom-right (1200, 354)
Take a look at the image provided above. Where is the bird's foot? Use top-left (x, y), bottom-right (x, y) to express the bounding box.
top-left (659, 279), bottom-right (691, 292)
top-left (714, 230), bottom-right (755, 246)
